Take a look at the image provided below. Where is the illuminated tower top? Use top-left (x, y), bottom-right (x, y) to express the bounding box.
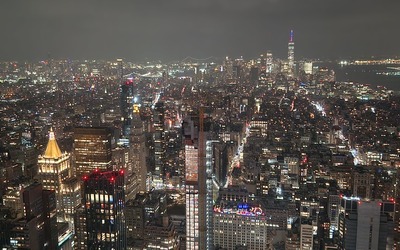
top-left (290, 29), bottom-right (294, 43)
top-left (43, 128), bottom-right (62, 159)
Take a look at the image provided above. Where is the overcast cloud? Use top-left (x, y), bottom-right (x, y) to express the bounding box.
top-left (0, 0), bottom-right (399, 61)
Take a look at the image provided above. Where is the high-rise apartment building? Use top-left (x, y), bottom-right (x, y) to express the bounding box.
top-left (183, 114), bottom-right (209, 250)
top-left (37, 128), bottom-right (71, 218)
top-left (82, 170), bottom-right (126, 249)
top-left (74, 127), bottom-right (112, 177)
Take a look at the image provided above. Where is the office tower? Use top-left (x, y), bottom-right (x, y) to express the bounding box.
top-left (9, 182), bottom-right (57, 250)
top-left (213, 142), bottom-right (228, 187)
top-left (183, 114), bottom-right (208, 250)
top-left (213, 187), bottom-right (270, 250)
top-left (224, 56), bottom-right (233, 80)
top-left (130, 103), bottom-right (147, 193)
top-left (60, 176), bottom-right (81, 224)
top-left (300, 200), bottom-right (319, 236)
top-left (328, 194), bottom-right (341, 238)
top-left (338, 197), bottom-right (395, 250)
top-left (41, 189), bottom-right (58, 249)
top-left (144, 215), bottom-right (179, 250)
top-left (205, 140), bottom-right (219, 249)
top-left (74, 205), bottom-right (87, 250)
top-left (112, 145), bottom-right (139, 201)
top-left (125, 192), bottom-right (178, 249)
top-left (300, 220), bottom-right (314, 250)
top-left (266, 51), bottom-right (273, 74)
top-left (288, 30), bottom-right (295, 75)
top-left (121, 79), bottom-right (135, 137)
top-left (303, 62), bottom-right (313, 74)
top-left (152, 102), bottom-right (165, 189)
top-left (250, 66), bottom-right (259, 84)
top-left (259, 54), bottom-right (266, 71)
top-left (352, 167), bottom-right (372, 199)
top-left (83, 170), bottom-right (126, 249)
top-left (74, 127), bottom-right (112, 178)
top-left (37, 128), bottom-right (71, 218)
top-left (125, 194), bottom-right (147, 242)
top-left (2, 185), bottom-right (25, 218)
top-left (395, 169), bottom-right (400, 248)
top-left (0, 207), bottom-right (13, 247)
top-left (57, 222), bottom-right (74, 250)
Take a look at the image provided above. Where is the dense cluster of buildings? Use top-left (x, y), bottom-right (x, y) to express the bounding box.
top-left (0, 32), bottom-right (399, 249)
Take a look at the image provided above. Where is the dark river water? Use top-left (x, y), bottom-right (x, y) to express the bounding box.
top-left (315, 63), bottom-right (400, 91)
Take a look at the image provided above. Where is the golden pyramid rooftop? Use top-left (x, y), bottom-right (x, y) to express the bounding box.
top-left (43, 128), bottom-right (62, 159)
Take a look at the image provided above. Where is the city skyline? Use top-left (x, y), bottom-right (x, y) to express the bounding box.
top-left (0, 1), bottom-right (399, 249)
top-left (0, 0), bottom-right (399, 61)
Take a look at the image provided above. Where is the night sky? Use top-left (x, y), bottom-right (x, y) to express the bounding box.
top-left (0, 0), bottom-right (399, 61)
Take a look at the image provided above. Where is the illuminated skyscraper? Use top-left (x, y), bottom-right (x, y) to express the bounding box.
top-left (288, 30), bottom-right (295, 76)
top-left (130, 103), bottom-right (148, 193)
top-left (266, 51), bottom-right (273, 74)
top-left (152, 101), bottom-right (165, 188)
top-left (183, 113), bottom-right (212, 250)
top-left (121, 79), bottom-right (135, 137)
top-left (74, 127), bottom-right (112, 178)
top-left (83, 170), bottom-right (126, 249)
top-left (9, 182), bottom-right (58, 250)
top-left (184, 116), bottom-right (201, 250)
top-left (37, 128), bottom-right (71, 218)
top-left (60, 177), bottom-right (81, 224)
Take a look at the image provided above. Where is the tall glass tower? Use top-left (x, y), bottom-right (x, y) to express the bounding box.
top-left (288, 30), bottom-right (295, 75)
top-left (183, 114), bottom-right (213, 250)
top-left (83, 170), bottom-right (126, 249)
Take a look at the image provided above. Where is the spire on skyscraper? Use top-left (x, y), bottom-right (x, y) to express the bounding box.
top-left (290, 29), bottom-right (294, 42)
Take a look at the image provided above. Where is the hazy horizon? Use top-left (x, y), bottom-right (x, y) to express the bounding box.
top-left (0, 0), bottom-right (399, 61)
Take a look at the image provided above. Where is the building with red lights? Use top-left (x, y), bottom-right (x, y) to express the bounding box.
top-left (82, 170), bottom-right (126, 249)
